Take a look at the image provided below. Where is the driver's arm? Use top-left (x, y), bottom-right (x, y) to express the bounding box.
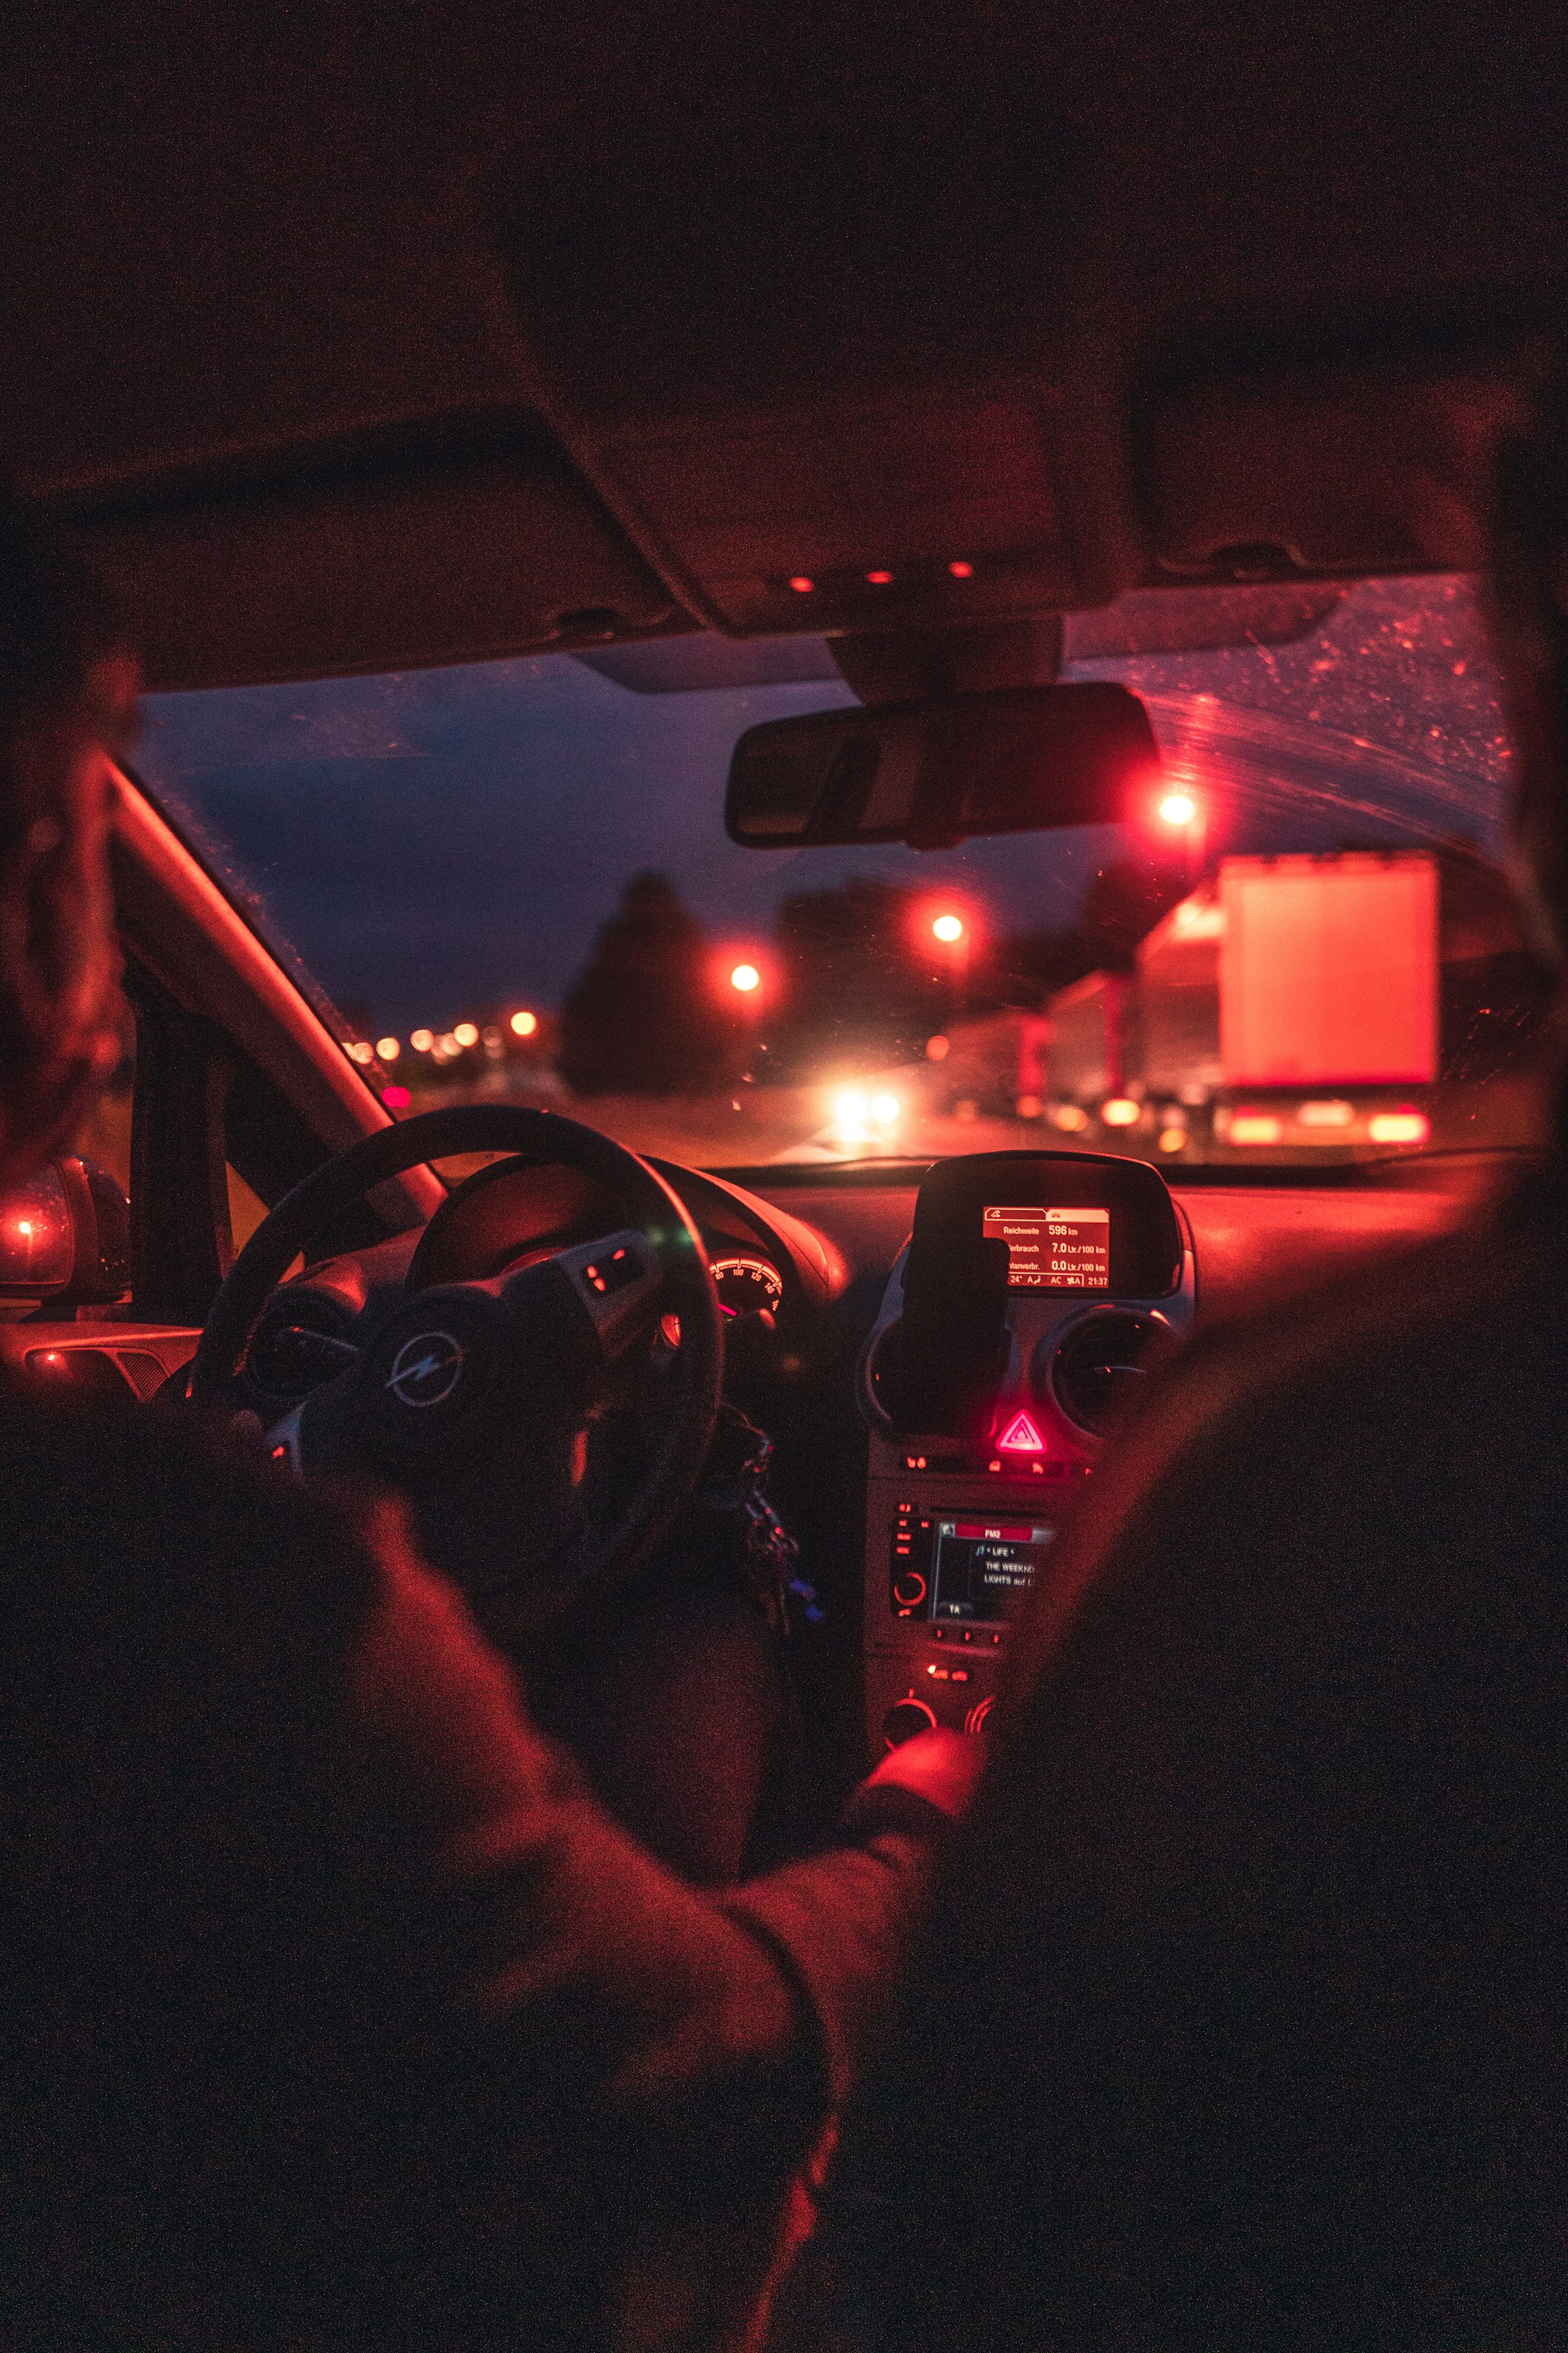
top-left (349, 1499), bottom-right (974, 2127)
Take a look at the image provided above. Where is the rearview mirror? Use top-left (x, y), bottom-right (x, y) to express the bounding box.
top-left (725, 682), bottom-right (1161, 851)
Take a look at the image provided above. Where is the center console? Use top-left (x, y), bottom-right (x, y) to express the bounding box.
top-left (859, 1151), bottom-right (1194, 1749)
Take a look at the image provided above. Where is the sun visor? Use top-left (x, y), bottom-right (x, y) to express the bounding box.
top-left (46, 431), bottom-right (685, 692)
top-left (1140, 349), bottom-right (1535, 582)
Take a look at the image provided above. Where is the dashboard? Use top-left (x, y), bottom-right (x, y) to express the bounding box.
top-left (210, 1143), bottom-right (1472, 1774)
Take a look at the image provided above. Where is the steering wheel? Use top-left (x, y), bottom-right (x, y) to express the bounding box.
top-left (190, 1105), bottom-right (724, 1640)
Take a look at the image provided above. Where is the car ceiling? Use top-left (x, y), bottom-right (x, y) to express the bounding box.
top-left (4, 2), bottom-right (1563, 690)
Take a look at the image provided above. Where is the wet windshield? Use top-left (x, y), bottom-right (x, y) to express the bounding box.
top-left (137, 574), bottom-right (1547, 1172)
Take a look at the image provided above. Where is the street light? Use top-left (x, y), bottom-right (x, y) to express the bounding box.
top-left (509, 1010), bottom-right (538, 1038)
top-left (931, 913), bottom-right (964, 943)
top-left (1156, 784), bottom-right (1206, 880)
top-left (729, 963), bottom-right (761, 993)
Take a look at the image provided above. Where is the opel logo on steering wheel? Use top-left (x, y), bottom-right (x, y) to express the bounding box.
top-left (386, 1330), bottom-right (465, 1407)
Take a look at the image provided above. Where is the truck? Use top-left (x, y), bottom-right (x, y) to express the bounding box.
top-left (1037, 849), bottom-right (1544, 1157)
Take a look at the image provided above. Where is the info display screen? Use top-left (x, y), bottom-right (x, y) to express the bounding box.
top-left (984, 1204), bottom-right (1111, 1289)
top-left (932, 1517), bottom-right (1055, 1620)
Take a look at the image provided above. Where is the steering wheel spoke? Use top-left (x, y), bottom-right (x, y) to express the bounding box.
top-left (550, 1229), bottom-right (665, 1360)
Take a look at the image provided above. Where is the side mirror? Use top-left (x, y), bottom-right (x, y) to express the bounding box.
top-left (0, 1157), bottom-right (131, 1304)
top-left (726, 682), bottom-right (1161, 851)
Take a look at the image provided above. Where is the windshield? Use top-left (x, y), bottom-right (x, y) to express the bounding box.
top-left (136, 575), bottom-right (1548, 1174)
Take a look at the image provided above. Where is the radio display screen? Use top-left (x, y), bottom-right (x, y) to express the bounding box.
top-left (932, 1517), bottom-right (1055, 1621)
top-left (984, 1204), bottom-right (1111, 1289)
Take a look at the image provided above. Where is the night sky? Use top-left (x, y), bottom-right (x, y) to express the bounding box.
top-left (137, 579), bottom-right (1511, 1038)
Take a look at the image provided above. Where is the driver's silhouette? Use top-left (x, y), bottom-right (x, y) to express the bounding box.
top-left (0, 507), bottom-right (981, 2353)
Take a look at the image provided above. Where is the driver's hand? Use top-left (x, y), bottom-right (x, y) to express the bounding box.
top-left (864, 1726), bottom-right (986, 1822)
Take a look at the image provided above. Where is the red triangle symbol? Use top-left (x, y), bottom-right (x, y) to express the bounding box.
top-left (997, 1410), bottom-right (1044, 1453)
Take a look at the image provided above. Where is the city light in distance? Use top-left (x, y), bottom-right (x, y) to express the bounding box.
top-left (411, 1029), bottom-right (434, 1053)
top-left (382, 1084), bottom-right (411, 1110)
top-left (870, 1093), bottom-right (900, 1125)
top-left (931, 913), bottom-right (964, 943)
top-left (376, 1036), bottom-right (400, 1063)
top-left (346, 1041), bottom-right (374, 1065)
top-left (453, 1021), bottom-right (479, 1049)
top-left (1159, 791), bottom-right (1197, 827)
top-left (509, 1010), bottom-right (538, 1038)
top-left (729, 963), bottom-right (761, 993)
top-left (1100, 1097), bottom-right (1141, 1127)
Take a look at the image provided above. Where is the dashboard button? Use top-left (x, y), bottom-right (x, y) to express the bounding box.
top-left (892, 1571), bottom-right (927, 1607)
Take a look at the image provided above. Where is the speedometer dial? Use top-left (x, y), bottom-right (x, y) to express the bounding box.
top-left (710, 1254), bottom-right (784, 1320)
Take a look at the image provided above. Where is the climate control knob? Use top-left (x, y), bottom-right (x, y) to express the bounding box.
top-left (882, 1695), bottom-right (938, 1749)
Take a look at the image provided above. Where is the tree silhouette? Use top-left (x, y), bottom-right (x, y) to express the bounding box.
top-left (556, 872), bottom-right (740, 1096)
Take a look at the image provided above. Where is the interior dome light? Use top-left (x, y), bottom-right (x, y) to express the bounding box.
top-left (866, 570), bottom-right (893, 585)
top-left (788, 575), bottom-right (815, 593)
top-left (948, 560), bottom-right (973, 578)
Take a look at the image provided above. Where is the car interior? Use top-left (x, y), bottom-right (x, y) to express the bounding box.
top-left (3, 7), bottom-right (1564, 1900)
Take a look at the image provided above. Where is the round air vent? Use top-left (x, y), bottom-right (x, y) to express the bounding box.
top-left (1048, 1310), bottom-right (1170, 1437)
top-left (246, 1291), bottom-right (359, 1404)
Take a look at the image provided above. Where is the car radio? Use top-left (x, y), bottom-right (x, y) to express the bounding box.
top-left (889, 1506), bottom-right (1055, 1624)
top-left (859, 1150), bottom-right (1195, 1754)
